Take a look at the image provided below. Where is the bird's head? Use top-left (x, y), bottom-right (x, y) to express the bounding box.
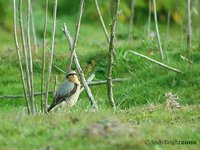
top-left (66, 70), bottom-right (80, 85)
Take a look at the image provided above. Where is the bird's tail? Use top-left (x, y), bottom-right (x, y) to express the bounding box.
top-left (47, 103), bottom-right (56, 112)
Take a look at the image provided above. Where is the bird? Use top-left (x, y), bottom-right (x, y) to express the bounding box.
top-left (48, 70), bottom-right (81, 112)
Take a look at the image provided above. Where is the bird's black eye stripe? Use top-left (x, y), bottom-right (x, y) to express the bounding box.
top-left (67, 73), bottom-right (76, 78)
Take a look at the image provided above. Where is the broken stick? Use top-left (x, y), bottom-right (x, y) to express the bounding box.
top-left (124, 50), bottom-right (183, 74)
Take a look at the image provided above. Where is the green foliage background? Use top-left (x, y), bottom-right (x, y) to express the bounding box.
top-left (0, 0), bottom-right (199, 31)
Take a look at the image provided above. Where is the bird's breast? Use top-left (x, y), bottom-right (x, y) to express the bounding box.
top-left (65, 84), bottom-right (81, 107)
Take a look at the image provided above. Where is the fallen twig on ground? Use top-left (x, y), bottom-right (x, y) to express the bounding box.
top-left (124, 50), bottom-right (183, 74)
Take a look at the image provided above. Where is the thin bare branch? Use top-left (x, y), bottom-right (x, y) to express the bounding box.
top-left (80, 73), bottom-right (95, 93)
top-left (186, 0), bottom-right (191, 65)
top-left (13, 0), bottom-right (30, 114)
top-left (180, 55), bottom-right (193, 63)
top-left (53, 75), bottom-right (58, 96)
top-left (0, 92), bottom-right (54, 99)
top-left (67, 0), bottom-right (84, 73)
top-left (124, 50), bottom-right (183, 74)
top-left (180, 17), bottom-right (184, 48)
top-left (199, 27), bottom-right (200, 42)
top-left (30, 5), bottom-right (38, 53)
top-left (94, 0), bottom-right (109, 43)
top-left (166, 11), bottom-right (170, 41)
top-left (27, 0), bottom-right (36, 114)
top-left (107, 1), bottom-right (112, 24)
top-left (153, 0), bottom-right (164, 60)
top-left (177, 8), bottom-right (184, 48)
top-left (147, 0), bottom-right (152, 36)
top-left (44, 0), bottom-right (57, 113)
top-left (94, 0), bottom-right (117, 56)
top-left (63, 24), bottom-right (73, 50)
top-left (90, 78), bottom-right (128, 86)
top-left (129, 0), bottom-right (134, 45)
top-left (107, 0), bottom-right (120, 108)
top-left (41, 0), bottom-right (48, 113)
top-left (19, 0), bottom-right (32, 112)
top-left (62, 24), bottom-right (98, 110)
top-left (54, 65), bottom-right (66, 74)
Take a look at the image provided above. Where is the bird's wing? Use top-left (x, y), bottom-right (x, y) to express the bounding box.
top-left (48, 80), bottom-right (77, 112)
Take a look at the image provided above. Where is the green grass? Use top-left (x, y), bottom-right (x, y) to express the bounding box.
top-left (0, 21), bottom-right (200, 149)
top-left (0, 105), bottom-right (199, 150)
